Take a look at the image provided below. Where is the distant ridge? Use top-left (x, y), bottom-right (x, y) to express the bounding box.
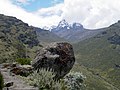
top-left (50, 19), bottom-right (104, 42)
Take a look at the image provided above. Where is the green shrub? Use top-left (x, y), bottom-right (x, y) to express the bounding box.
top-left (64, 72), bottom-right (85, 90)
top-left (25, 69), bottom-right (68, 90)
top-left (22, 69), bottom-right (86, 90)
top-left (0, 72), bottom-right (4, 90)
top-left (16, 58), bottom-right (31, 65)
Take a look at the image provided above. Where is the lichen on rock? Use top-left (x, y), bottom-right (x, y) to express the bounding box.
top-left (32, 42), bottom-right (75, 79)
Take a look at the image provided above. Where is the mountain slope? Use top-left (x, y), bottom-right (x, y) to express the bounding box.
top-left (72, 64), bottom-right (119, 90)
top-left (0, 14), bottom-right (41, 63)
top-left (0, 14), bottom-right (66, 63)
top-left (1, 14), bottom-right (120, 90)
top-left (51, 19), bottom-right (104, 42)
top-left (36, 28), bottom-right (66, 43)
top-left (73, 21), bottom-right (120, 89)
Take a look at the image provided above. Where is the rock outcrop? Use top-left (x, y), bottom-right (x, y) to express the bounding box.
top-left (32, 42), bottom-right (75, 79)
top-left (0, 64), bottom-right (38, 90)
top-left (10, 65), bottom-right (33, 77)
top-left (2, 63), bottom-right (33, 77)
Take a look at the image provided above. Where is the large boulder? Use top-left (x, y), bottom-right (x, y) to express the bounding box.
top-left (32, 42), bottom-right (75, 79)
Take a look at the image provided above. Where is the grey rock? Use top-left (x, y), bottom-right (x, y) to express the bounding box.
top-left (4, 81), bottom-right (14, 87)
top-left (10, 65), bottom-right (33, 77)
top-left (32, 42), bottom-right (75, 79)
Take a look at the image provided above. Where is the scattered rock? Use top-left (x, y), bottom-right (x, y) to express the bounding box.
top-left (0, 67), bottom-right (38, 90)
top-left (11, 63), bottom-right (17, 68)
top-left (115, 64), bottom-right (120, 68)
top-left (10, 65), bottom-right (33, 77)
top-left (2, 63), bottom-right (11, 69)
top-left (4, 81), bottom-right (14, 87)
top-left (108, 32), bottom-right (120, 45)
top-left (1, 63), bottom-right (33, 77)
top-left (2, 62), bottom-right (18, 69)
top-left (32, 42), bottom-right (75, 79)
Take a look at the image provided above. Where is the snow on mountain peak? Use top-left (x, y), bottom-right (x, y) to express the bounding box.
top-left (57, 19), bottom-right (70, 28)
top-left (43, 19), bottom-right (84, 31)
top-left (42, 25), bottom-right (57, 31)
top-left (73, 23), bottom-right (83, 27)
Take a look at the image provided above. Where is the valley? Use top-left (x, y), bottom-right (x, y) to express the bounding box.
top-left (0, 14), bottom-right (120, 90)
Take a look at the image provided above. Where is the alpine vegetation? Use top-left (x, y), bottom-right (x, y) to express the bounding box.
top-left (23, 68), bottom-right (85, 90)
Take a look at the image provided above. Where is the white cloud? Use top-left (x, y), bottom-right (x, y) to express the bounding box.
top-left (62, 0), bottom-right (120, 29)
top-left (0, 0), bottom-right (62, 28)
top-left (35, 4), bottom-right (63, 17)
top-left (0, 0), bottom-right (120, 29)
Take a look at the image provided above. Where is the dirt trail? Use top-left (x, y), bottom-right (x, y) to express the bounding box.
top-left (0, 67), bottom-right (38, 90)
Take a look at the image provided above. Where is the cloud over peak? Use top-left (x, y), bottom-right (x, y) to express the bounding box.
top-left (0, 0), bottom-right (120, 29)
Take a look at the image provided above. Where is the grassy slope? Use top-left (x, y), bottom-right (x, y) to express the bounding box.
top-left (73, 21), bottom-right (120, 89)
top-left (0, 14), bottom-right (66, 63)
top-left (1, 14), bottom-right (120, 90)
top-left (0, 14), bottom-right (41, 63)
top-left (72, 64), bottom-right (119, 90)
top-left (36, 29), bottom-right (66, 43)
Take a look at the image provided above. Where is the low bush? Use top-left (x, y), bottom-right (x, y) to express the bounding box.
top-left (24, 69), bottom-right (68, 90)
top-left (64, 72), bottom-right (86, 90)
top-left (16, 58), bottom-right (31, 65)
top-left (22, 68), bottom-right (85, 90)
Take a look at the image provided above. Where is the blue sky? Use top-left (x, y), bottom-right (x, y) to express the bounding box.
top-left (13, 0), bottom-right (64, 12)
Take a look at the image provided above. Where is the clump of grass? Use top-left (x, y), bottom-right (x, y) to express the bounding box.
top-left (22, 68), bottom-right (85, 90)
top-left (24, 68), bottom-right (68, 90)
top-left (16, 58), bottom-right (31, 65)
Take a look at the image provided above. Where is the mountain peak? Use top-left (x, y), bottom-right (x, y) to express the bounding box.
top-left (57, 19), bottom-right (70, 29)
top-left (72, 22), bottom-right (83, 30)
top-left (59, 19), bottom-right (68, 25)
top-left (73, 22), bottom-right (83, 27)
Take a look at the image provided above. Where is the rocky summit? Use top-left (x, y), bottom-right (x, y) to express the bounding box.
top-left (32, 42), bottom-right (75, 79)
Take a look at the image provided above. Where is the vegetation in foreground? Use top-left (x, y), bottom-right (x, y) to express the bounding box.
top-left (21, 68), bottom-right (85, 90)
top-left (16, 58), bottom-right (32, 65)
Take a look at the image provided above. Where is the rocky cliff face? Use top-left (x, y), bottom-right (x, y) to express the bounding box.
top-left (32, 42), bottom-right (75, 79)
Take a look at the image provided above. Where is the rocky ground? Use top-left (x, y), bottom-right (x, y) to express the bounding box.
top-left (0, 42), bottom-right (75, 90)
top-left (0, 64), bottom-right (38, 90)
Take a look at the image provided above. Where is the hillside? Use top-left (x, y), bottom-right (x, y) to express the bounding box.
top-left (0, 14), bottom-right (41, 63)
top-left (72, 63), bottom-right (119, 90)
top-left (73, 21), bottom-right (120, 89)
top-left (0, 14), bottom-right (67, 63)
top-left (1, 14), bottom-right (120, 90)
top-left (51, 19), bottom-right (104, 42)
top-left (36, 28), bottom-right (66, 43)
